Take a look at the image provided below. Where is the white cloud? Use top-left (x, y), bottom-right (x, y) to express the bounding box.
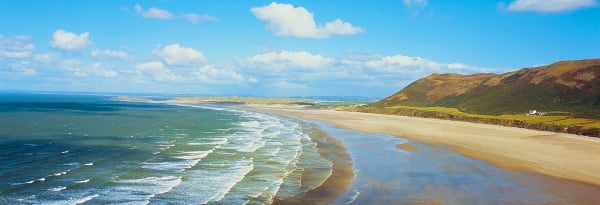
top-left (184, 14), bottom-right (218, 24)
top-left (134, 4), bottom-right (174, 19)
top-left (507, 0), bottom-right (596, 12)
top-left (246, 50), bottom-right (332, 70)
top-left (365, 55), bottom-right (443, 72)
top-left (136, 61), bottom-right (182, 82)
top-left (251, 2), bottom-right (364, 38)
top-left (194, 64), bottom-right (250, 83)
top-left (50, 29), bottom-right (91, 51)
top-left (33, 53), bottom-right (61, 64)
top-left (20, 67), bottom-right (37, 75)
top-left (53, 59), bottom-right (116, 78)
top-left (267, 81), bottom-right (306, 89)
top-left (361, 55), bottom-right (488, 74)
top-left (0, 35), bottom-right (35, 58)
top-left (238, 51), bottom-right (488, 94)
top-left (133, 4), bottom-right (217, 24)
top-left (91, 48), bottom-right (131, 61)
top-left (3, 60), bottom-right (37, 76)
top-left (403, 0), bottom-right (428, 7)
top-left (90, 63), bottom-right (118, 77)
top-left (153, 44), bottom-right (207, 66)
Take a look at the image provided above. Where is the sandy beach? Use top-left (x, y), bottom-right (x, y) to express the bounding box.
top-left (275, 127), bottom-right (354, 205)
top-left (244, 106), bottom-right (600, 187)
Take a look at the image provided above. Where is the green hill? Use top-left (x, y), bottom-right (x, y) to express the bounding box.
top-left (376, 59), bottom-right (600, 119)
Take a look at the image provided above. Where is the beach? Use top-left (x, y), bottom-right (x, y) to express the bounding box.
top-left (243, 105), bottom-right (600, 203)
top-left (274, 127), bottom-right (354, 205)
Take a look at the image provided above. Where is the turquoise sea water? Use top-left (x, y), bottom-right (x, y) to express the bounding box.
top-left (0, 94), bottom-right (332, 204)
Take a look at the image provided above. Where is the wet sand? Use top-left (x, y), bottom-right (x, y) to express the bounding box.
top-left (244, 106), bottom-right (600, 204)
top-left (274, 127), bottom-right (354, 205)
top-left (396, 142), bottom-right (419, 152)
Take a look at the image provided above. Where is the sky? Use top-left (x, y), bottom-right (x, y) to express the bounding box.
top-left (0, 0), bottom-right (599, 97)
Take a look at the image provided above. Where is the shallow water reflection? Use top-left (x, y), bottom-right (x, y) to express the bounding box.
top-left (314, 122), bottom-right (600, 205)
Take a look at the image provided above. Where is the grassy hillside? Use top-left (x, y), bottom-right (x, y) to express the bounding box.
top-left (351, 59), bottom-right (600, 137)
top-left (376, 59), bottom-right (600, 119)
top-left (347, 105), bottom-right (600, 137)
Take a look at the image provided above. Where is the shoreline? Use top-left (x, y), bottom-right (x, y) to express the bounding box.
top-left (241, 105), bottom-right (600, 187)
top-left (274, 124), bottom-right (354, 205)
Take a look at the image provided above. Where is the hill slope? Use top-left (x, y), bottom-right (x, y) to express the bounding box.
top-left (376, 59), bottom-right (600, 119)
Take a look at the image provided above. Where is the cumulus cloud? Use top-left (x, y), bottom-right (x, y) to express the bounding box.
top-left (136, 61), bottom-right (182, 82)
top-left (2, 60), bottom-right (37, 76)
top-left (134, 4), bottom-right (174, 19)
top-left (133, 4), bottom-right (217, 24)
top-left (90, 63), bottom-right (118, 77)
top-left (52, 59), bottom-right (117, 78)
top-left (361, 54), bottom-right (489, 74)
top-left (364, 55), bottom-right (443, 73)
top-left (507, 0), bottom-right (597, 12)
top-left (237, 50), bottom-right (490, 94)
top-left (194, 64), bottom-right (253, 83)
top-left (153, 44), bottom-right (207, 66)
top-left (251, 2), bottom-right (364, 38)
top-left (0, 35), bottom-right (35, 59)
top-left (91, 48), bottom-right (132, 61)
top-left (50, 29), bottom-right (91, 51)
top-left (245, 50), bottom-right (332, 70)
top-left (33, 53), bottom-right (61, 64)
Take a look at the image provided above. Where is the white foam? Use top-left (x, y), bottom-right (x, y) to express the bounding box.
top-left (142, 161), bottom-right (192, 171)
top-left (182, 160), bottom-right (254, 204)
top-left (265, 147), bottom-right (281, 156)
top-left (84, 163), bottom-right (93, 166)
top-left (73, 194), bottom-right (100, 205)
top-left (344, 189), bottom-right (361, 204)
top-left (135, 103), bottom-right (321, 204)
top-left (187, 138), bottom-right (228, 146)
top-left (48, 186), bottom-right (66, 192)
top-left (61, 150), bottom-right (69, 154)
top-left (238, 139), bottom-right (267, 153)
top-left (75, 179), bottom-right (90, 184)
top-left (239, 120), bottom-right (260, 128)
top-left (174, 150), bottom-right (212, 160)
top-left (53, 171), bottom-right (68, 176)
top-left (115, 176), bottom-right (183, 202)
top-left (45, 194), bottom-right (100, 205)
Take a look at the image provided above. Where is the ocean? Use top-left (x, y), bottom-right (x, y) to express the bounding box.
top-left (0, 94), bottom-right (333, 204)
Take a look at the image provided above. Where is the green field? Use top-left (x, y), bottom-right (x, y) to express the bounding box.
top-left (354, 105), bottom-right (600, 129)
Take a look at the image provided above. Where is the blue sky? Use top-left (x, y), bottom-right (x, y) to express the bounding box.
top-left (1, 0), bottom-right (598, 97)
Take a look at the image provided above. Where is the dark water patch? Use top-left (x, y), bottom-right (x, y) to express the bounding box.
top-left (0, 137), bottom-right (149, 194)
top-left (0, 101), bottom-right (174, 113)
